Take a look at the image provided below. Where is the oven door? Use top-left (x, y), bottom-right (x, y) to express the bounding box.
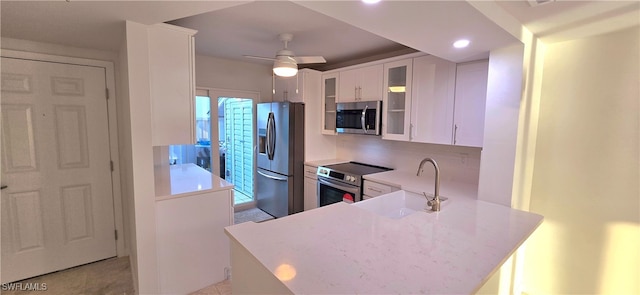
top-left (317, 176), bottom-right (361, 206)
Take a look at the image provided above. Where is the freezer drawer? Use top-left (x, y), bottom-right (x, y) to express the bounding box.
top-left (256, 168), bottom-right (293, 218)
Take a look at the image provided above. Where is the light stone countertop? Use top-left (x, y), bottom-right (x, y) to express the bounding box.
top-left (154, 163), bottom-right (234, 200)
top-left (225, 176), bottom-right (543, 294)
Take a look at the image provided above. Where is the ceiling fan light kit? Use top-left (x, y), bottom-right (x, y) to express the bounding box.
top-left (244, 33), bottom-right (327, 77)
top-left (273, 57), bottom-right (298, 77)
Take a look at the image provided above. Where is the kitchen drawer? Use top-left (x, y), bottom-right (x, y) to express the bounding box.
top-left (363, 180), bottom-right (399, 197)
top-left (304, 165), bottom-right (318, 180)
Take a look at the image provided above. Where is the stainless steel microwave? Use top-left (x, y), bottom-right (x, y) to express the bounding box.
top-left (336, 100), bottom-right (382, 135)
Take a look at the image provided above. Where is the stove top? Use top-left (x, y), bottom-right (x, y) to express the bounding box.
top-left (323, 162), bottom-right (391, 176)
top-left (317, 161), bottom-right (392, 186)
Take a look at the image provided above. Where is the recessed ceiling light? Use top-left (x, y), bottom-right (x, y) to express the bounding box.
top-left (453, 39), bottom-right (470, 49)
top-left (362, 0), bottom-right (381, 4)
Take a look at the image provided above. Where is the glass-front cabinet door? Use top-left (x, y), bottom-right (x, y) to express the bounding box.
top-left (321, 73), bottom-right (338, 135)
top-left (382, 59), bottom-right (412, 141)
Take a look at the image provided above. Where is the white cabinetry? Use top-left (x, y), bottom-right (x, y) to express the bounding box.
top-left (338, 64), bottom-right (383, 102)
top-left (304, 165), bottom-right (318, 211)
top-left (410, 55), bottom-right (457, 144)
top-left (274, 69), bottom-right (317, 103)
top-left (381, 55), bottom-right (464, 146)
top-left (452, 60), bottom-right (488, 147)
top-left (156, 189), bottom-right (233, 294)
top-left (363, 180), bottom-right (400, 200)
top-left (321, 73), bottom-right (338, 135)
top-left (148, 23), bottom-right (197, 146)
top-left (382, 59), bottom-right (413, 140)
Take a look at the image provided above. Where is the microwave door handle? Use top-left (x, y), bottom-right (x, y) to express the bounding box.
top-left (361, 105), bottom-right (368, 133)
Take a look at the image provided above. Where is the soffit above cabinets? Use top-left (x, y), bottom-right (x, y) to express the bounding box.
top-left (2, 1), bottom-right (638, 64)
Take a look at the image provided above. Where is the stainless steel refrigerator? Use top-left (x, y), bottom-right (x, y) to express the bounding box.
top-left (256, 102), bottom-right (305, 218)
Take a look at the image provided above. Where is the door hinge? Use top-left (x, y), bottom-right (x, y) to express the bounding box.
top-left (110, 161), bottom-right (114, 172)
top-left (106, 88), bottom-right (110, 100)
top-left (115, 230), bottom-right (118, 240)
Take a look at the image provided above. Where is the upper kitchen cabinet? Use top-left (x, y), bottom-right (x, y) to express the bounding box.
top-left (274, 75), bottom-right (299, 102)
top-left (148, 23), bottom-right (197, 146)
top-left (321, 72), bottom-right (338, 135)
top-left (409, 55), bottom-right (457, 145)
top-left (452, 60), bottom-right (489, 147)
top-left (274, 69), bottom-right (320, 103)
top-left (338, 64), bottom-right (383, 102)
top-left (382, 59), bottom-right (413, 140)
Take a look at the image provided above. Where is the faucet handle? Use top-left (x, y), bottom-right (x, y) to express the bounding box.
top-left (429, 198), bottom-right (441, 211)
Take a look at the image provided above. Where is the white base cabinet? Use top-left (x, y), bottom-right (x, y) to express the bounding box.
top-left (304, 165), bottom-right (318, 211)
top-left (363, 180), bottom-right (400, 200)
top-left (156, 189), bottom-right (233, 294)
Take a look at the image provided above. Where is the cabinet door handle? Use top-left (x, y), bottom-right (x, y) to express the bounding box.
top-left (1, 185), bottom-right (7, 190)
top-left (410, 124), bottom-right (414, 140)
top-left (454, 124), bottom-right (458, 145)
top-left (368, 187), bottom-right (383, 193)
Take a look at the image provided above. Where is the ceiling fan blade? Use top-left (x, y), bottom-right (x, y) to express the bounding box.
top-left (243, 55), bottom-right (277, 61)
top-left (294, 56), bottom-right (326, 64)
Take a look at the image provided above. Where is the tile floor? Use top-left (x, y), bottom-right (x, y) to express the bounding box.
top-left (2, 257), bottom-right (134, 295)
top-left (2, 257), bottom-right (232, 295)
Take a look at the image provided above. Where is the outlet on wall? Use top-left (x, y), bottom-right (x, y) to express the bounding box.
top-left (460, 153), bottom-right (469, 166)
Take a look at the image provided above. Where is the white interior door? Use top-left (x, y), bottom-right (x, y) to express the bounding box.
top-left (1, 57), bottom-right (116, 283)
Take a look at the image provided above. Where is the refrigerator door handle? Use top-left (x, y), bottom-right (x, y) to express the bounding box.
top-left (266, 113), bottom-right (274, 160)
top-left (268, 112), bottom-right (276, 160)
top-left (258, 170), bottom-right (287, 181)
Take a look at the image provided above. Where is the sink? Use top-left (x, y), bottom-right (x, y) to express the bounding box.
top-left (354, 190), bottom-right (434, 219)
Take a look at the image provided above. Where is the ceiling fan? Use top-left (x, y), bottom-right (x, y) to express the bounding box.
top-left (244, 33), bottom-right (326, 77)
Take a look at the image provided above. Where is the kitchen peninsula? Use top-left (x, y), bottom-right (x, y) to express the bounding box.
top-left (155, 163), bottom-right (234, 294)
top-left (225, 172), bottom-right (543, 294)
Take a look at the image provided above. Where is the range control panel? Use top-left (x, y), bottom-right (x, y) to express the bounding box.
top-left (317, 167), bottom-right (360, 184)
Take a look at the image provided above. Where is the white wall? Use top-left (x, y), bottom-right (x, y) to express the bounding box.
top-left (194, 54), bottom-right (273, 102)
top-left (116, 32), bottom-right (139, 292)
top-left (523, 26), bottom-right (640, 295)
top-left (476, 44), bottom-right (525, 206)
top-left (122, 21), bottom-right (160, 294)
top-left (336, 135), bottom-right (481, 186)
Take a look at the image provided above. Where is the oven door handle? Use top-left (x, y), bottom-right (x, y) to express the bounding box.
top-left (317, 177), bottom-right (359, 194)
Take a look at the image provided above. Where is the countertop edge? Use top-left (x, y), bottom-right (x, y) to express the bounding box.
top-left (155, 184), bottom-right (235, 202)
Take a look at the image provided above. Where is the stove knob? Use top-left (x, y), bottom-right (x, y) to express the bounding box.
top-left (346, 176), bottom-right (352, 182)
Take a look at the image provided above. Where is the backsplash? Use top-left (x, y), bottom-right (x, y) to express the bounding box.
top-left (335, 134), bottom-right (481, 185)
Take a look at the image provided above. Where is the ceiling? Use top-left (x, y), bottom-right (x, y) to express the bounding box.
top-left (168, 1), bottom-right (418, 71)
top-left (1, 1), bottom-right (638, 69)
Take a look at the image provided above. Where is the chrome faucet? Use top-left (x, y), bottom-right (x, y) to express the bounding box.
top-left (417, 158), bottom-right (441, 212)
